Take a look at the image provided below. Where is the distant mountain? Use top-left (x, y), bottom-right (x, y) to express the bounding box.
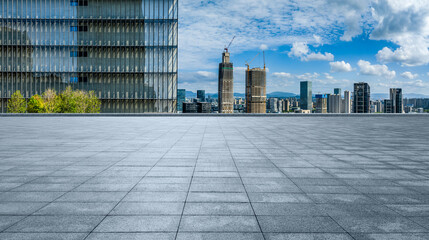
top-left (186, 91), bottom-right (197, 98)
top-left (371, 93), bottom-right (429, 100)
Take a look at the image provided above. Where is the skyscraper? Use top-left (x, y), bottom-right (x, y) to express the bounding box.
top-left (177, 89), bottom-right (186, 112)
top-left (0, 0), bottom-right (178, 113)
top-left (315, 94), bottom-right (327, 113)
top-left (390, 88), bottom-right (403, 113)
top-left (218, 51), bottom-right (234, 113)
top-left (197, 90), bottom-right (206, 102)
top-left (353, 82), bottom-right (370, 113)
top-left (384, 99), bottom-right (393, 113)
top-left (328, 94), bottom-right (341, 113)
top-left (300, 81), bottom-right (312, 111)
top-left (246, 68), bottom-right (266, 113)
top-left (343, 91), bottom-right (351, 113)
top-left (334, 88), bottom-right (342, 95)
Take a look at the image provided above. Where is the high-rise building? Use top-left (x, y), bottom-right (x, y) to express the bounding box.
top-left (384, 99), bottom-right (393, 113)
top-left (246, 68), bottom-right (266, 113)
top-left (300, 81), bottom-right (312, 110)
top-left (183, 102), bottom-right (198, 113)
top-left (197, 102), bottom-right (211, 113)
top-left (353, 82), bottom-right (370, 113)
top-left (268, 98), bottom-right (278, 113)
top-left (315, 94), bottom-right (327, 113)
top-left (390, 88), bottom-right (403, 113)
top-left (343, 91), bottom-right (351, 113)
top-left (334, 88), bottom-right (342, 95)
top-left (0, 0), bottom-right (178, 113)
top-left (177, 89), bottom-right (186, 112)
top-left (218, 51), bottom-right (234, 113)
top-left (197, 90), bottom-right (206, 103)
top-left (328, 94), bottom-right (341, 113)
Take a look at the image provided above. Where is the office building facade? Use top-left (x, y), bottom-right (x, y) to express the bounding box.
top-left (353, 82), bottom-right (370, 113)
top-left (300, 81), bottom-right (312, 110)
top-left (334, 88), bottom-right (341, 95)
top-left (177, 89), bottom-right (186, 112)
top-left (315, 94), bottom-right (327, 113)
top-left (218, 51), bottom-right (234, 113)
top-left (328, 94), bottom-right (341, 113)
top-left (390, 88), bottom-right (403, 113)
top-left (197, 90), bottom-right (205, 103)
top-left (1, 0), bottom-right (178, 113)
top-left (246, 68), bottom-right (266, 113)
top-left (343, 90), bottom-right (351, 113)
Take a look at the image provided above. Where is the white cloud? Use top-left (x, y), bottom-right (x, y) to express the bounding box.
top-left (401, 72), bottom-right (419, 80)
top-left (288, 42), bottom-right (334, 62)
top-left (179, 0), bottom-right (374, 70)
top-left (296, 73), bottom-right (320, 81)
top-left (306, 52), bottom-right (334, 61)
top-left (357, 60), bottom-right (396, 79)
top-left (273, 72), bottom-right (293, 78)
top-left (371, 0), bottom-right (429, 66)
top-left (330, 61), bottom-right (354, 72)
top-left (259, 44), bottom-right (269, 51)
top-left (196, 71), bottom-right (216, 78)
top-left (324, 73), bottom-right (334, 80)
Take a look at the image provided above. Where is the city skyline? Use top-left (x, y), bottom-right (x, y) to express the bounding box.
top-left (179, 0), bottom-right (429, 95)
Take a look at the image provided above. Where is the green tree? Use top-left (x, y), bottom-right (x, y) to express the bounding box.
top-left (27, 95), bottom-right (45, 113)
top-left (85, 91), bottom-right (101, 113)
top-left (7, 91), bottom-right (27, 113)
top-left (42, 89), bottom-right (61, 113)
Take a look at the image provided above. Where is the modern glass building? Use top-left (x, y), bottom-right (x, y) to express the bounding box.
top-left (1, 0), bottom-right (178, 113)
top-left (353, 82), bottom-right (370, 113)
top-left (300, 81), bottom-right (312, 111)
top-left (177, 88), bottom-right (185, 112)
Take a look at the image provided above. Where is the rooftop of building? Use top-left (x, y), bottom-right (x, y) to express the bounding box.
top-left (0, 116), bottom-right (428, 239)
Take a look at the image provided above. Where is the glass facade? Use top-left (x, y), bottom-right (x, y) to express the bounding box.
top-left (0, 0), bottom-right (178, 113)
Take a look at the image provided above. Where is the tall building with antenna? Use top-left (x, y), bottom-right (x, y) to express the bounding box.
top-left (218, 37), bottom-right (235, 114)
top-left (245, 52), bottom-right (267, 113)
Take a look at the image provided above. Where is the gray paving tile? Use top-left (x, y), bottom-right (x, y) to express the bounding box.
top-left (0, 233), bottom-right (87, 240)
top-left (0, 202), bottom-right (47, 215)
top-left (351, 233), bottom-right (429, 240)
top-left (56, 192), bottom-right (127, 202)
top-left (257, 216), bottom-right (345, 233)
top-left (332, 215), bottom-right (427, 233)
top-left (0, 192), bottom-right (65, 202)
top-left (176, 233), bottom-right (264, 240)
top-left (264, 233), bottom-right (353, 240)
top-left (34, 202), bottom-right (117, 215)
top-left (183, 203), bottom-right (254, 215)
top-left (111, 202), bottom-right (184, 215)
top-left (0, 216), bottom-right (25, 231)
top-left (5, 216), bottom-right (104, 233)
top-left (179, 216), bottom-right (260, 232)
top-left (85, 233), bottom-right (175, 240)
top-left (94, 216), bottom-right (181, 232)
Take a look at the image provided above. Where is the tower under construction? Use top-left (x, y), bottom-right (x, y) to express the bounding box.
top-left (218, 36), bottom-right (235, 114)
top-left (246, 67), bottom-right (266, 113)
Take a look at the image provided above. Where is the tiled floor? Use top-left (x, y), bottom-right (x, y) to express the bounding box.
top-left (0, 116), bottom-right (428, 240)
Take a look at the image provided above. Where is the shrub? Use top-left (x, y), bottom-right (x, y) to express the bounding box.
top-left (42, 89), bottom-right (61, 113)
top-left (59, 86), bottom-right (100, 113)
top-left (7, 91), bottom-right (27, 113)
top-left (27, 95), bottom-right (45, 113)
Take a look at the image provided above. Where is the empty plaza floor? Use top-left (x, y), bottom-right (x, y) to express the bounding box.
top-left (0, 116), bottom-right (428, 240)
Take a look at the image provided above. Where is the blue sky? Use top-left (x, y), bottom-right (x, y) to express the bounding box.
top-left (178, 0), bottom-right (429, 95)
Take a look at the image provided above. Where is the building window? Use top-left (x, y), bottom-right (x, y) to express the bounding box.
top-left (70, 51), bottom-right (88, 57)
top-left (71, 0), bottom-right (88, 6)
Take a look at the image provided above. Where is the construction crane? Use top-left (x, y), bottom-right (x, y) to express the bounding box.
top-left (245, 52), bottom-right (261, 70)
top-left (224, 36), bottom-right (236, 53)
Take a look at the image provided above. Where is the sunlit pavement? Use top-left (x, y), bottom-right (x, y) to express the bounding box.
top-left (0, 116), bottom-right (428, 240)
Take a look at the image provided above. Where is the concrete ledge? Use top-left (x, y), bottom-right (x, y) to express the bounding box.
top-left (0, 113), bottom-right (428, 117)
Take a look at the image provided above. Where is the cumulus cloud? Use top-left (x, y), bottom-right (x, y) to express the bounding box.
top-left (371, 0), bottom-right (429, 66)
top-left (196, 71), bottom-right (216, 78)
top-left (288, 42), bottom-right (334, 62)
top-left (273, 72), bottom-right (293, 78)
top-left (401, 72), bottom-right (419, 80)
top-left (357, 60), bottom-right (396, 79)
top-left (259, 44), bottom-right (269, 51)
top-left (330, 61), bottom-right (354, 72)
